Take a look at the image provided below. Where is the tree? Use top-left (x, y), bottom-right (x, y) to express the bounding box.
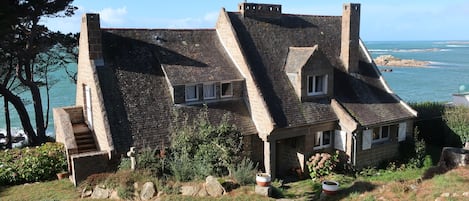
top-left (443, 105), bottom-right (469, 148)
top-left (0, 0), bottom-right (77, 146)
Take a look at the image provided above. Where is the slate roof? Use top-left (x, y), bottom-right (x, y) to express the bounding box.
top-left (228, 13), bottom-right (341, 128)
top-left (98, 29), bottom-right (256, 153)
top-left (227, 12), bottom-right (414, 128)
top-left (333, 59), bottom-right (415, 127)
top-left (284, 46), bottom-right (317, 73)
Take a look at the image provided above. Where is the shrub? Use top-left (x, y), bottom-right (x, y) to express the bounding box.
top-left (168, 107), bottom-right (243, 181)
top-left (231, 157), bottom-right (257, 185)
top-left (306, 151), bottom-right (339, 180)
top-left (0, 142), bottom-right (67, 185)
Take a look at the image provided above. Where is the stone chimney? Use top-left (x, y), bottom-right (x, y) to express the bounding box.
top-left (238, 3), bottom-right (282, 18)
top-left (340, 3), bottom-right (360, 73)
top-left (80, 13), bottom-right (103, 66)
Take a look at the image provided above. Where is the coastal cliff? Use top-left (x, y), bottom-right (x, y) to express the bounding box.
top-left (374, 55), bottom-right (429, 67)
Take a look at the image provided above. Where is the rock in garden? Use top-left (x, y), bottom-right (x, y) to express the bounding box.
top-left (140, 182), bottom-right (156, 201)
top-left (81, 188), bottom-right (93, 198)
top-left (180, 185), bottom-right (201, 196)
top-left (197, 186), bottom-right (208, 197)
top-left (255, 185), bottom-right (272, 197)
top-left (205, 176), bottom-right (225, 197)
top-left (91, 185), bottom-right (110, 199)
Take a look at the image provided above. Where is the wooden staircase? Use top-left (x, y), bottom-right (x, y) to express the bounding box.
top-left (72, 123), bottom-right (97, 153)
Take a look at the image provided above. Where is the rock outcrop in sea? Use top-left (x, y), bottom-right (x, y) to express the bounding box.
top-left (374, 55), bottom-right (430, 67)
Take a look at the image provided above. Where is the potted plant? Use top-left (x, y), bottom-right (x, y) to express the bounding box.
top-left (256, 173), bottom-right (271, 187)
top-left (322, 180), bottom-right (339, 195)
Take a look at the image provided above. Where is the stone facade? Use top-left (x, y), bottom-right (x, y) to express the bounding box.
top-left (215, 9), bottom-right (275, 138)
top-left (76, 14), bottom-right (114, 153)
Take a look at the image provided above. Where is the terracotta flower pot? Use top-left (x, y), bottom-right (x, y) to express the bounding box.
top-left (256, 173), bottom-right (271, 187)
top-left (322, 180), bottom-right (339, 195)
top-left (56, 172), bottom-right (69, 180)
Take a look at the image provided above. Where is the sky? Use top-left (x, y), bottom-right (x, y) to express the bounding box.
top-left (42, 0), bottom-right (469, 41)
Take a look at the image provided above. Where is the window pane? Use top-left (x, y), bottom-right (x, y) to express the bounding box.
top-left (382, 126), bottom-right (389, 138)
top-left (308, 76), bottom-right (313, 93)
top-left (203, 84), bottom-right (215, 99)
top-left (315, 75), bottom-right (324, 93)
top-left (323, 131), bottom-right (331, 145)
top-left (314, 132), bottom-right (321, 147)
top-left (221, 83), bottom-right (232, 97)
top-left (372, 128), bottom-right (380, 140)
top-left (186, 85), bottom-right (197, 100)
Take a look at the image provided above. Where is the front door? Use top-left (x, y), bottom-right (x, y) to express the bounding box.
top-left (84, 85), bottom-right (93, 129)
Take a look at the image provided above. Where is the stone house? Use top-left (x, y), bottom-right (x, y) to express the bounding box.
top-left (54, 2), bottom-right (416, 184)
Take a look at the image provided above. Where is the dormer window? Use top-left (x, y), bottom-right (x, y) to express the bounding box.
top-left (221, 82), bottom-right (233, 97)
top-left (203, 83), bottom-right (216, 100)
top-left (185, 84), bottom-right (199, 101)
top-left (308, 75), bottom-right (327, 96)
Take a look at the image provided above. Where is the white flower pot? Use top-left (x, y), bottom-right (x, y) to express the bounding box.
top-left (322, 180), bottom-right (339, 195)
top-left (256, 173), bottom-right (271, 187)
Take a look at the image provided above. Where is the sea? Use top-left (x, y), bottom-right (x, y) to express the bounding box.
top-left (1, 40), bottom-right (468, 138)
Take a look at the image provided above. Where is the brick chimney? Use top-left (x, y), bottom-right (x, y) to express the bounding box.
top-left (340, 3), bottom-right (360, 73)
top-left (80, 13), bottom-right (104, 66)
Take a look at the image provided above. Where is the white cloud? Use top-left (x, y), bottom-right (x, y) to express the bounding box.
top-left (99, 7), bottom-right (128, 26)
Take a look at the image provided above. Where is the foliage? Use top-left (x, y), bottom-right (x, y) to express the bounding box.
top-left (306, 151), bottom-right (339, 180)
top-left (0, 142), bottom-right (67, 185)
top-left (168, 107), bottom-right (243, 181)
top-left (0, 0), bottom-right (78, 145)
top-left (443, 105), bottom-right (469, 145)
top-left (231, 157), bottom-right (257, 185)
top-left (407, 127), bottom-right (428, 168)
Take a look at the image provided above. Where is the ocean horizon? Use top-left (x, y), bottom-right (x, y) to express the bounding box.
top-left (0, 40), bottom-right (468, 136)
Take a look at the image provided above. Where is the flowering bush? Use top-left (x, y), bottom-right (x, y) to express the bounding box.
top-left (0, 142), bottom-right (67, 185)
top-left (306, 151), bottom-right (339, 180)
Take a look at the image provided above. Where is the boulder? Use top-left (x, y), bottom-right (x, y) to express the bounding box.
top-left (180, 184), bottom-right (202, 196)
top-left (438, 147), bottom-right (469, 169)
top-left (255, 185), bottom-right (272, 197)
top-left (140, 182), bottom-right (156, 201)
top-left (81, 188), bottom-right (93, 198)
top-left (204, 176), bottom-right (225, 197)
top-left (91, 185), bottom-right (110, 199)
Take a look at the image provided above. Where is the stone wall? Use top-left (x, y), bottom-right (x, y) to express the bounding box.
top-left (71, 151), bottom-right (110, 186)
top-left (355, 127), bottom-right (400, 169)
top-left (76, 13), bottom-right (114, 154)
top-left (216, 8), bottom-right (274, 138)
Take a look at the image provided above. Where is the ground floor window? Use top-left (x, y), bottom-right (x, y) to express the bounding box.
top-left (313, 130), bottom-right (332, 150)
top-left (372, 125), bottom-right (391, 143)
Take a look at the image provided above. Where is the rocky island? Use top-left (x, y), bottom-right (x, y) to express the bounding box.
top-left (374, 55), bottom-right (430, 67)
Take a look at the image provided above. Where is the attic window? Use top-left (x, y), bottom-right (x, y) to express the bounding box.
top-left (185, 85), bottom-right (199, 101)
top-left (203, 83), bottom-right (216, 100)
top-left (308, 75), bottom-right (327, 96)
top-left (221, 82), bottom-right (233, 97)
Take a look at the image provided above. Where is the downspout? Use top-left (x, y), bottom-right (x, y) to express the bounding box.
top-left (352, 132), bottom-right (357, 166)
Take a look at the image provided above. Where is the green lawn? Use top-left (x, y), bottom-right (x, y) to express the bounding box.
top-left (1, 166), bottom-right (468, 201)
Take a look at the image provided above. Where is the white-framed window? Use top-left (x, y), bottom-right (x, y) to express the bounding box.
top-left (221, 82), bottom-right (233, 98)
top-left (372, 125), bottom-right (390, 143)
top-left (203, 83), bottom-right (216, 100)
top-left (185, 85), bottom-right (199, 101)
top-left (313, 130), bottom-right (332, 150)
top-left (307, 74), bottom-right (327, 96)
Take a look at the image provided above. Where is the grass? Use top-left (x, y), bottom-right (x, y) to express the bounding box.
top-left (0, 166), bottom-right (468, 200)
top-left (0, 180), bottom-right (79, 201)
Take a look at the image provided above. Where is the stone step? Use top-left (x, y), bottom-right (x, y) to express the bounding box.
top-left (77, 147), bottom-right (98, 154)
top-left (72, 123), bottom-right (91, 135)
top-left (76, 138), bottom-right (95, 145)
